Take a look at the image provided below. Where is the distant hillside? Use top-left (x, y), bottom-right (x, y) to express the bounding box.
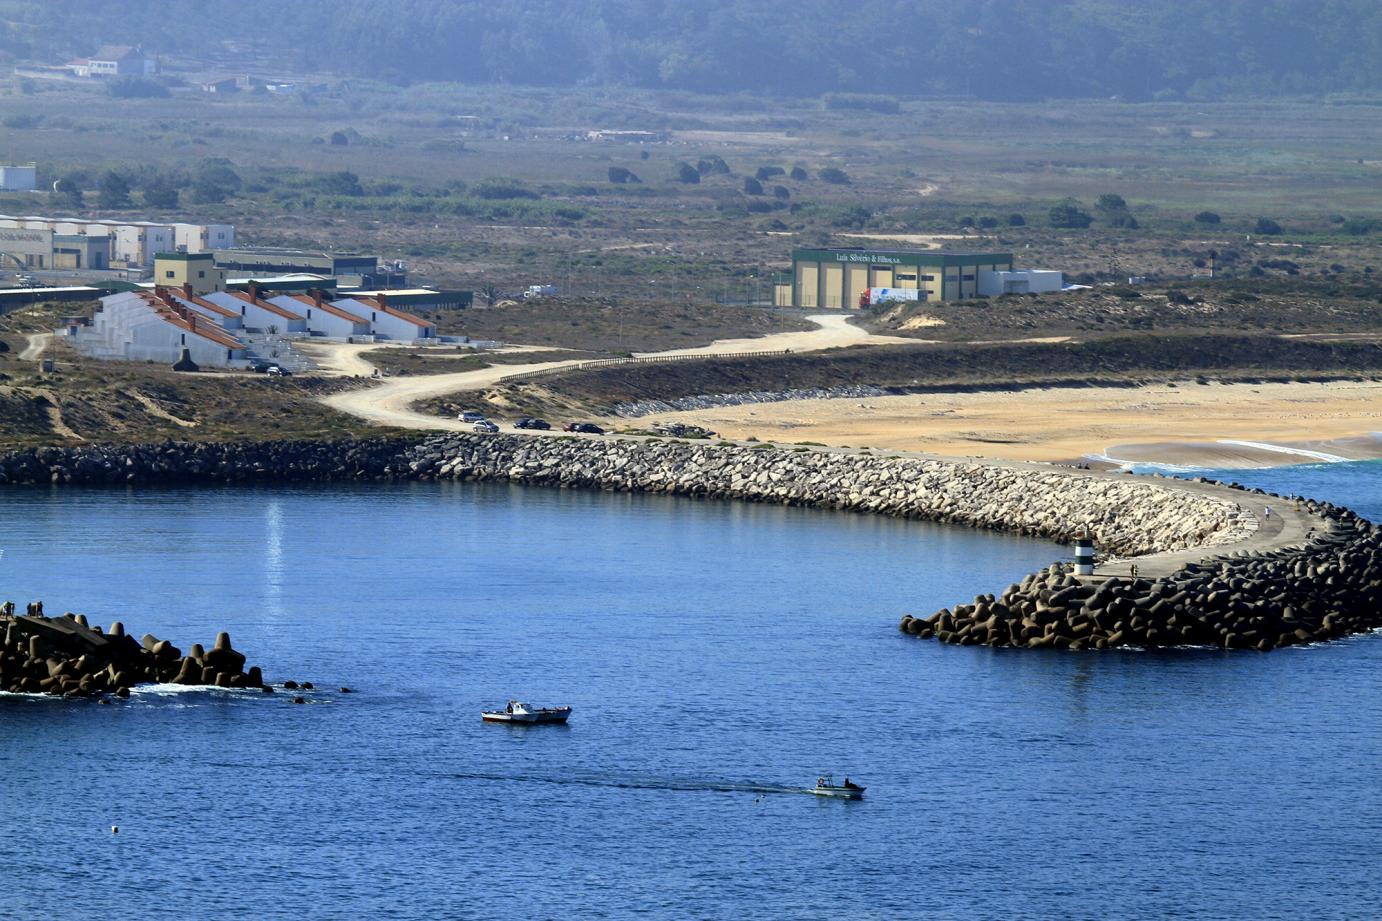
top-left (5, 0), bottom-right (1382, 101)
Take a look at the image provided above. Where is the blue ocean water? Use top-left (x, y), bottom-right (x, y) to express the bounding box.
top-left (1183, 458), bottom-right (1382, 524)
top-left (0, 474), bottom-right (1378, 920)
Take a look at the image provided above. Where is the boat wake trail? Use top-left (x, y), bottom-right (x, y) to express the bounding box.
top-left (452, 770), bottom-right (811, 796)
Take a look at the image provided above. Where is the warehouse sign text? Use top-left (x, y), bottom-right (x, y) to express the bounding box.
top-left (834, 252), bottom-right (903, 264)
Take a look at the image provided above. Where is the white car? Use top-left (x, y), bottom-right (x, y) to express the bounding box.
top-left (458, 410), bottom-right (486, 423)
top-left (473, 420), bottom-right (499, 433)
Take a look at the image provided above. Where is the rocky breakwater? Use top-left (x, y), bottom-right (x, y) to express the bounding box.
top-left (900, 495), bottom-right (1382, 652)
top-left (0, 437), bottom-right (420, 486)
top-left (403, 434), bottom-right (1248, 557)
top-left (0, 603), bottom-right (265, 697)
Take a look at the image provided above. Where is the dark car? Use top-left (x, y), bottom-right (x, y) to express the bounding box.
top-left (515, 417), bottom-right (551, 430)
top-left (562, 422), bottom-right (605, 435)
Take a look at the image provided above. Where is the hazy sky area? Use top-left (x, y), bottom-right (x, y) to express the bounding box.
top-left (3, 0), bottom-right (1381, 100)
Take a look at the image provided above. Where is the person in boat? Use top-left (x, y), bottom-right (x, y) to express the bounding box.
top-left (817, 776), bottom-right (826, 787)
top-left (843, 776), bottom-right (859, 789)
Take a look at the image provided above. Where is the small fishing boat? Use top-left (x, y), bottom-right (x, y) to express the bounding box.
top-left (481, 700), bottom-right (572, 724)
top-left (811, 774), bottom-right (865, 799)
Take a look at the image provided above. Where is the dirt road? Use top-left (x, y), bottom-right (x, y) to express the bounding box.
top-left (19, 333), bottom-right (50, 361)
top-left (320, 314), bottom-right (908, 431)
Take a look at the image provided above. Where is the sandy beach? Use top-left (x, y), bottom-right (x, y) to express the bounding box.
top-left (629, 379), bottom-right (1382, 468)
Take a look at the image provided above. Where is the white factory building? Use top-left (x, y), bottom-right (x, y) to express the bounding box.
top-left (203, 289), bottom-right (310, 335)
top-left (0, 166), bottom-right (37, 192)
top-left (65, 284), bottom-right (437, 369)
top-left (66, 290), bottom-right (250, 367)
top-left (271, 292), bottom-right (371, 338)
top-left (331, 294), bottom-right (436, 341)
top-left (976, 269), bottom-right (1064, 296)
top-left (0, 214), bottom-right (234, 269)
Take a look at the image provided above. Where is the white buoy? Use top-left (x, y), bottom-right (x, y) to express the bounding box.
top-left (1074, 534), bottom-right (1096, 576)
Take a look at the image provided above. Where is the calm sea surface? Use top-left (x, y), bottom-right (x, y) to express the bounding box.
top-left (0, 465), bottom-right (1378, 920)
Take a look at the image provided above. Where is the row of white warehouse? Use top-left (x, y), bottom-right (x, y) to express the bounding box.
top-left (0, 214), bottom-right (234, 269)
top-left (64, 285), bottom-right (437, 368)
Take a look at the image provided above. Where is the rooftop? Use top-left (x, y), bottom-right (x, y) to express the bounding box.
top-left (794, 246), bottom-right (1013, 258)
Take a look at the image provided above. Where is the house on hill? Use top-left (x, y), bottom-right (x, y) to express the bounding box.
top-left (84, 45), bottom-right (158, 78)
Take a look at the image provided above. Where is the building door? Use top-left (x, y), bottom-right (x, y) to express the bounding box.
top-left (845, 264), bottom-right (870, 309)
top-left (795, 263), bottom-right (818, 307)
top-left (821, 263), bottom-right (844, 308)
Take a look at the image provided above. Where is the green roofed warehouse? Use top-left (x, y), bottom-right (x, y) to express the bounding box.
top-left (780, 247), bottom-right (1061, 308)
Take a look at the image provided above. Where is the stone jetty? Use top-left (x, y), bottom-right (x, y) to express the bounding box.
top-left (0, 604), bottom-right (265, 697)
top-left (1, 433), bottom-right (1377, 652)
top-left (901, 496), bottom-right (1382, 651)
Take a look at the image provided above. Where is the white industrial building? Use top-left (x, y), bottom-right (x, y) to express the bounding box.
top-left (167, 286), bottom-right (244, 331)
top-left (331, 294), bottom-right (436, 340)
top-left (175, 222), bottom-right (235, 253)
top-left (976, 268), bottom-right (1064, 296)
top-left (271, 292), bottom-right (371, 338)
top-left (64, 283), bottom-right (437, 371)
top-left (0, 215), bottom-right (235, 270)
top-left (0, 166), bottom-right (37, 192)
top-left (203, 289), bottom-right (308, 335)
top-left (67, 290), bottom-right (249, 368)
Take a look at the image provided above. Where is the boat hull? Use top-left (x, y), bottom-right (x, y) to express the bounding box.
top-left (481, 708), bottom-right (571, 724)
top-left (811, 787), bottom-right (864, 799)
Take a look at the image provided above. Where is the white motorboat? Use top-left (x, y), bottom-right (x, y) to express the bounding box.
top-left (811, 774), bottom-right (865, 799)
top-left (481, 700), bottom-right (572, 724)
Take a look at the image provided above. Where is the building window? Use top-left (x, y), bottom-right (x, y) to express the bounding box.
top-left (165, 270), bottom-right (175, 279)
top-left (962, 274), bottom-right (975, 281)
top-left (896, 273), bottom-right (917, 281)
top-left (198, 271), bottom-right (205, 278)
top-left (920, 274), bottom-right (935, 282)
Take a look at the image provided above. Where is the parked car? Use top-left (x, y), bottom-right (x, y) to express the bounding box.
top-left (458, 410), bottom-right (486, 423)
top-left (473, 420), bottom-right (500, 433)
top-left (515, 417), bottom-right (551, 430)
top-left (266, 365), bottom-right (292, 377)
top-left (562, 422), bottom-right (605, 435)
top-left (246, 358), bottom-right (274, 373)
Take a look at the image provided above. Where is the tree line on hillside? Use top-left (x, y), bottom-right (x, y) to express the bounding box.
top-left (4, 0), bottom-right (1382, 101)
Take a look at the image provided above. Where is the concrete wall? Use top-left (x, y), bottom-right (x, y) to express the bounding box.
top-left (977, 269), bottom-right (1064, 296)
top-left (0, 167), bottom-right (36, 192)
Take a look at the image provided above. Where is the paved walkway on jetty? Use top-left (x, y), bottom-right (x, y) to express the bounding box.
top-left (750, 441), bottom-right (1324, 580)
